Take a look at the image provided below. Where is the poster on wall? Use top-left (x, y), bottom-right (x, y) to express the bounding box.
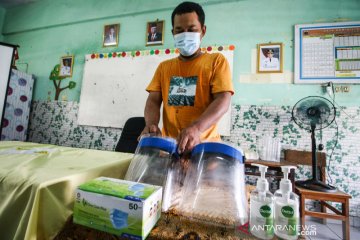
top-left (146, 20), bottom-right (164, 46)
top-left (59, 55), bottom-right (74, 77)
top-left (294, 21), bottom-right (360, 84)
top-left (103, 23), bottom-right (120, 47)
top-left (257, 43), bottom-right (283, 73)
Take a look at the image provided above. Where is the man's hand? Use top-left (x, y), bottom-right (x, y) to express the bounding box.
top-left (138, 124), bottom-right (161, 141)
top-left (176, 92), bottom-right (231, 153)
top-left (141, 91), bottom-right (162, 140)
top-left (177, 124), bottom-right (201, 153)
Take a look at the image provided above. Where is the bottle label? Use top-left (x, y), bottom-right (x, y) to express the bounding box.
top-left (250, 200), bottom-right (274, 237)
top-left (281, 206), bottom-right (294, 218)
top-left (275, 203), bottom-right (299, 237)
top-left (260, 205), bottom-right (272, 218)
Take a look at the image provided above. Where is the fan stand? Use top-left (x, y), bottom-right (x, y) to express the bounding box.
top-left (296, 124), bottom-right (337, 192)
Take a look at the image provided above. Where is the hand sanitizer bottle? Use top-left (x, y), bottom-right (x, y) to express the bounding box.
top-left (249, 164), bottom-right (274, 239)
top-left (274, 166), bottom-right (299, 239)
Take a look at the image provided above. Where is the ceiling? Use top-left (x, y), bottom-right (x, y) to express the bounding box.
top-left (0, 0), bottom-right (39, 9)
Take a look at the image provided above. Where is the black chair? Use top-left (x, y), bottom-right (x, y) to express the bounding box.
top-left (115, 117), bottom-right (146, 153)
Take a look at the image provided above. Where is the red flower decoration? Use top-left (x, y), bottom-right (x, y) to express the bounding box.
top-left (121, 52), bottom-right (126, 57)
top-left (207, 46), bottom-right (212, 52)
top-left (154, 49), bottom-right (160, 55)
top-left (229, 45), bottom-right (235, 50)
top-left (165, 49), bottom-right (170, 54)
top-left (91, 54), bottom-right (95, 59)
top-left (136, 51), bottom-right (141, 56)
top-left (112, 52), bottom-right (117, 57)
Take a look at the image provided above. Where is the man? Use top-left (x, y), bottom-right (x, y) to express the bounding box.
top-left (262, 49), bottom-right (279, 70)
top-left (147, 24), bottom-right (162, 42)
top-left (104, 26), bottom-right (116, 45)
top-left (142, 1), bottom-right (234, 153)
top-left (60, 58), bottom-right (71, 76)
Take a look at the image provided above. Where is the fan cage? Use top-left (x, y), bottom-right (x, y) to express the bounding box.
top-left (292, 96), bottom-right (336, 131)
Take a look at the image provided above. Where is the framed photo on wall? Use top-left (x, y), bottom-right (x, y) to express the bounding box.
top-left (146, 20), bottom-right (164, 46)
top-left (59, 55), bottom-right (74, 77)
top-left (103, 23), bottom-right (120, 47)
top-left (257, 43), bottom-right (283, 73)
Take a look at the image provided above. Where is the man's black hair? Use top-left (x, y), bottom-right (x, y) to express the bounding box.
top-left (171, 1), bottom-right (205, 27)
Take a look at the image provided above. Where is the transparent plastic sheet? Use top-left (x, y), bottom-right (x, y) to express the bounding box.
top-left (163, 152), bottom-right (191, 211)
top-left (124, 149), bottom-right (170, 186)
top-left (124, 136), bottom-right (178, 211)
top-left (173, 142), bottom-right (249, 227)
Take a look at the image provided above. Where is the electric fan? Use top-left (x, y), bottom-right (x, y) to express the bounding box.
top-left (291, 96), bottom-right (337, 192)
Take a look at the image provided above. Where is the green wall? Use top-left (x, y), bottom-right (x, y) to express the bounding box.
top-left (2, 0), bottom-right (360, 105)
top-left (0, 6), bottom-right (5, 41)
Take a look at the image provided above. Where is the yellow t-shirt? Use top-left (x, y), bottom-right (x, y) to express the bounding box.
top-left (146, 52), bottom-right (234, 141)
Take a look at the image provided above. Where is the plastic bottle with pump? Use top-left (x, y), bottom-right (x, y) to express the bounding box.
top-left (274, 166), bottom-right (299, 239)
top-left (249, 163), bottom-right (274, 239)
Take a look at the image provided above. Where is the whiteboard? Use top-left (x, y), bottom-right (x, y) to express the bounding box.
top-left (0, 42), bottom-right (16, 138)
top-left (294, 21), bottom-right (360, 84)
top-left (78, 47), bottom-right (234, 136)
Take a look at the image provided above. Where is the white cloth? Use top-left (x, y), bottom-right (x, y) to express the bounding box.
top-left (60, 66), bottom-right (71, 76)
top-left (262, 57), bottom-right (279, 70)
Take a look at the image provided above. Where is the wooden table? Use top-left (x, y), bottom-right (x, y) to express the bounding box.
top-left (295, 186), bottom-right (351, 240)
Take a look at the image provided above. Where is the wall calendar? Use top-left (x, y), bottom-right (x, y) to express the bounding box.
top-left (295, 21), bottom-right (360, 84)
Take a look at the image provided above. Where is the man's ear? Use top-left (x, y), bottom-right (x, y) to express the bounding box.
top-left (201, 25), bottom-right (207, 39)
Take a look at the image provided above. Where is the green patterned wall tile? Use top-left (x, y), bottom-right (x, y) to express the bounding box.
top-left (349, 126), bottom-right (358, 133)
top-left (28, 101), bottom-right (123, 151)
top-left (273, 115), bottom-right (280, 125)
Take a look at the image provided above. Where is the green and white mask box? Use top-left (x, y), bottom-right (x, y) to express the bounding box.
top-left (73, 177), bottom-right (162, 240)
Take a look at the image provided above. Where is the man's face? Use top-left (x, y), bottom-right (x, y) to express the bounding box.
top-left (266, 51), bottom-right (273, 58)
top-left (110, 28), bottom-right (115, 35)
top-left (151, 26), bottom-right (156, 34)
top-left (172, 12), bottom-right (205, 38)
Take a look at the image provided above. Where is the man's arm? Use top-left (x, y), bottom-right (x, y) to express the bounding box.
top-left (140, 91), bottom-right (162, 137)
top-left (177, 91), bottom-right (231, 153)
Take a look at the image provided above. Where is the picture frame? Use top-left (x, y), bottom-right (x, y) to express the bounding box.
top-left (59, 55), bottom-right (74, 77)
top-left (146, 20), bottom-right (164, 46)
top-left (103, 23), bottom-right (120, 47)
top-left (257, 43), bottom-right (283, 73)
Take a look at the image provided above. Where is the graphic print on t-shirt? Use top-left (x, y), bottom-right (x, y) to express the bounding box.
top-left (168, 76), bottom-right (197, 106)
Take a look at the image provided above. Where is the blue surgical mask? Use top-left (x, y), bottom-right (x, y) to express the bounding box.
top-left (174, 32), bottom-right (201, 57)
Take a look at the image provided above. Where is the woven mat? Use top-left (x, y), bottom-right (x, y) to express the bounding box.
top-left (55, 213), bottom-right (255, 240)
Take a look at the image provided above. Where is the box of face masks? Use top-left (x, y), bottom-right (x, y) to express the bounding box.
top-left (73, 177), bottom-right (162, 240)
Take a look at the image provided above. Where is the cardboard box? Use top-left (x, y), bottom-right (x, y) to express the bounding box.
top-left (73, 177), bottom-right (162, 240)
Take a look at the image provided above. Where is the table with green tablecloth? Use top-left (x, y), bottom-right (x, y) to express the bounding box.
top-left (0, 141), bottom-right (133, 240)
